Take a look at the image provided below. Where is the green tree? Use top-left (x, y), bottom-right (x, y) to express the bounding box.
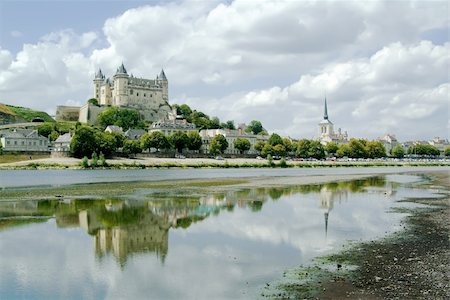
top-left (254, 141), bottom-right (266, 153)
top-left (49, 131), bottom-right (60, 142)
top-left (296, 139), bottom-right (311, 158)
top-left (37, 123), bottom-right (53, 137)
top-left (365, 141), bottom-right (386, 158)
top-left (169, 131), bottom-right (189, 153)
top-left (444, 146), bottom-right (450, 157)
top-left (246, 120), bottom-right (264, 135)
top-left (273, 144), bottom-right (286, 157)
top-left (325, 142), bottom-right (339, 155)
top-left (348, 139), bottom-right (368, 158)
top-left (308, 140), bottom-right (325, 159)
top-left (0, 142), bottom-right (3, 154)
top-left (391, 144), bottom-right (405, 158)
top-left (408, 144), bottom-right (440, 156)
top-left (210, 117), bottom-right (221, 129)
top-left (70, 126), bottom-right (98, 158)
top-left (234, 137), bottom-right (251, 154)
top-left (223, 120), bottom-right (236, 130)
top-left (187, 131), bottom-right (203, 151)
top-left (261, 144), bottom-right (273, 158)
top-left (122, 140), bottom-right (142, 157)
top-left (209, 134), bottom-right (228, 155)
top-left (141, 131), bottom-right (170, 152)
top-left (268, 133), bottom-right (283, 146)
top-left (110, 131), bottom-right (126, 149)
top-left (97, 107), bottom-right (143, 130)
top-left (282, 138), bottom-right (294, 153)
top-left (96, 132), bottom-right (117, 157)
top-left (91, 152), bottom-right (98, 167)
top-left (178, 104), bottom-right (192, 117)
top-left (88, 98), bottom-right (99, 106)
top-left (336, 144), bottom-right (351, 158)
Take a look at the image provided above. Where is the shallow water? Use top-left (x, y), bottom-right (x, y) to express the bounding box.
top-left (0, 173), bottom-right (439, 299)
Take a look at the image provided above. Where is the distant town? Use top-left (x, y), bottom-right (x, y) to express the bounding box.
top-left (1, 63), bottom-right (449, 163)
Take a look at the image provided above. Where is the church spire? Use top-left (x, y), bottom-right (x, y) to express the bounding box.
top-left (323, 97), bottom-right (329, 120)
top-left (324, 212), bottom-right (329, 237)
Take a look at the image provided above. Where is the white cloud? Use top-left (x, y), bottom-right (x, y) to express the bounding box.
top-left (0, 0), bottom-right (448, 140)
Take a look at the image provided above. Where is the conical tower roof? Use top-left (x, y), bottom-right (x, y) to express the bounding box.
top-left (116, 63), bottom-right (128, 75)
top-left (159, 69), bottom-right (167, 81)
top-left (94, 68), bottom-right (104, 79)
top-left (324, 97), bottom-right (329, 120)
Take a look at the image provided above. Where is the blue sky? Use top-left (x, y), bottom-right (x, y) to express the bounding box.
top-left (0, 0), bottom-right (448, 141)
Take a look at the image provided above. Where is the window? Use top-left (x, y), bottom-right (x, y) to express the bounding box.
top-left (14, 141), bottom-right (17, 145)
top-left (137, 93), bottom-right (139, 96)
top-left (7, 141), bottom-right (10, 145)
top-left (144, 93), bottom-right (146, 97)
top-left (130, 89), bottom-right (133, 95)
top-left (22, 141), bottom-right (25, 145)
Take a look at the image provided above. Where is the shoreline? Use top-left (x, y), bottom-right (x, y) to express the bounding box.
top-left (265, 170), bottom-right (450, 299)
top-left (0, 156), bottom-right (449, 170)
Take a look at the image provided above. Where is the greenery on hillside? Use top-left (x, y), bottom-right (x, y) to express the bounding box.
top-left (4, 104), bottom-right (54, 122)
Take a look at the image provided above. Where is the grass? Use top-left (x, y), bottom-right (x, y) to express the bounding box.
top-left (5, 104), bottom-right (54, 122)
top-left (0, 153), bottom-right (50, 164)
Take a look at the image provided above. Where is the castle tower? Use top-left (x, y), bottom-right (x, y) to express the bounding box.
top-left (113, 63), bottom-right (129, 106)
top-left (93, 68), bottom-right (105, 101)
top-left (158, 69), bottom-right (168, 102)
top-left (318, 98), bottom-right (335, 144)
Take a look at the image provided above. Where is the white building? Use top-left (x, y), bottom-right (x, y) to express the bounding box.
top-left (52, 132), bottom-right (72, 153)
top-left (0, 129), bottom-right (49, 152)
top-left (318, 98), bottom-right (348, 145)
top-left (428, 137), bottom-right (449, 152)
top-left (149, 111), bottom-right (197, 136)
top-left (378, 134), bottom-right (399, 155)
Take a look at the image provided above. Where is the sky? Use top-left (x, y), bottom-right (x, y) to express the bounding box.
top-left (0, 0), bottom-right (448, 141)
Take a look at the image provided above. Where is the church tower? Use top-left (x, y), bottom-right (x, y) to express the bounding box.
top-left (318, 98), bottom-right (335, 144)
top-left (113, 63), bottom-right (129, 106)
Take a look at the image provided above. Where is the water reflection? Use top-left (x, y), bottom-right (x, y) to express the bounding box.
top-left (0, 175), bottom-right (421, 299)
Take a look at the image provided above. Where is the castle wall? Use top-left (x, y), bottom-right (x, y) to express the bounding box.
top-left (55, 106), bottom-right (80, 121)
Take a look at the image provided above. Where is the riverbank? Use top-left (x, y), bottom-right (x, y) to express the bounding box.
top-left (265, 170), bottom-right (450, 299)
top-left (0, 156), bottom-right (448, 169)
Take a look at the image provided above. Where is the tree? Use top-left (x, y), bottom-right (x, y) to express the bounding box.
top-left (141, 131), bottom-right (170, 152)
top-left (365, 141), bottom-right (386, 158)
top-left (122, 140), bottom-right (142, 157)
top-left (336, 144), bottom-right (351, 158)
top-left (169, 131), bottom-right (189, 153)
top-left (325, 142), bottom-right (339, 155)
top-left (254, 141), bottom-right (266, 153)
top-left (88, 98), bottom-right (99, 106)
top-left (0, 142), bottom-right (3, 154)
top-left (268, 133), bottom-right (283, 146)
top-left (444, 146), bottom-right (450, 157)
top-left (246, 120), bottom-right (264, 135)
top-left (282, 138), bottom-right (294, 153)
top-left (96, 132), bottom-right (117, 157)
top-left (49, 131), bottom-right (60, 142)
top-left (37, 123), bottom-right (53, 137)
top-left (187, 131), bottom-right (203, 151)
top-left (408, 144), bottom-right (440, 156)
top-left (391, 144), bottom-right (405, 158)
top-left (97, 107), bottom-right (144, 130)
top-left (223, 120), bottom-right (235, 130)
top-left (273, 144), bottom-right (286, 157)
top-left (234, 137), bottom-right (251, 154)
top-left (261, 144), bottom-right (273, 158)
top-left (296, 139), bottom-right (311, 158)
top-left (70, 126), bottom-right (98, 158)
top-left (178, 104), bottom-right (192, 117)
top-left (348, 139), bottom-right (368, 158)
top-left (110, 131), bottom-right (126, 149)
top-left (308, 140), bottom-right (325, 159)
top-left (210, 117), bottom-right (221, 129)
top-left (209, 134), bottom-right (228, 155)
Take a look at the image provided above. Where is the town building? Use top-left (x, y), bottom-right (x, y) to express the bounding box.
top-left (124, 129), bottom-right (146, 140)
top-left (428, 137), bottom-right (449, 152)
top-left (199, 128), bottom-right (268, 155)
top-left (0, 129), bottom-right (49, 152)
top-left (52, 132), bottom-right (72, 153)
top-left (105, 125), bottom-right (124, 135)
top-left (378, 134), bottom-right (400, 155)
top-left (149, 110), bottom-right (197, 136)
top-left (318, 98), bottom-right (348, 145)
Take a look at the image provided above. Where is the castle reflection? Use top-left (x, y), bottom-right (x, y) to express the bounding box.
top-left (0, 176), bottom-right (388, 265)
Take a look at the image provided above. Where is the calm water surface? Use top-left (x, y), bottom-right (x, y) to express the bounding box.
top-left (0, 172), bottom-right (439, 299)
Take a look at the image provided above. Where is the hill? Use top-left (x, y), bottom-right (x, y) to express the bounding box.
top-left (0, 103), bottom-right (54, 124)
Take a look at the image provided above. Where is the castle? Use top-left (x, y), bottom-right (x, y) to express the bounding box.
top-left (318, 98), bottom-right (348, 145)
top-left (57, 63), bottom-right (172, 124)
